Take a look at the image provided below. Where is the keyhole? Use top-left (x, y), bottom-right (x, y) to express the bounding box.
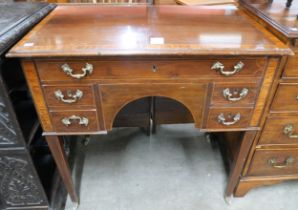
top-left (67, 90), bottom-right (72, 97)
top-left (152, 64), bottom-right (157, 73)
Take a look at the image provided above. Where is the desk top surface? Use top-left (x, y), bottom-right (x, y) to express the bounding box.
top-left (240, 0), bottom-right (298, 38)
top-left (7, 4), bottom-right (292, 58)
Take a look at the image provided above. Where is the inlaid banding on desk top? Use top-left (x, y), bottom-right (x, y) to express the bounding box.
top-left (7, 5), bottom-right (292, 57)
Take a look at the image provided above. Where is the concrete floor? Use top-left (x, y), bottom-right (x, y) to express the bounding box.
top-left (65, 124), bottom-right (298, 210)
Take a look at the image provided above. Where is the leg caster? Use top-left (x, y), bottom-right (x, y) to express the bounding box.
top-left (224, 195), bottom-right (233, 205)
top-left (81, 135), bottom-right (91, 146)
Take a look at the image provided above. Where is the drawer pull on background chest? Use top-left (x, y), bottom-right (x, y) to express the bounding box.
top-left (223, 88), bottom-right (249, 101)
top-left (283, 124), bottom-right (298, 138)
top-left (211, 61), bottom-right (244, 76)
top-left (61, 115), bottom-right (89, 127)
top-left (54, 89), bottom-right (83, 104)
top-left (268, 156), bottom-right (295, 169)
top-left (217, 113), bottom-right (241, 125)
top-left (61, 63), bottom-right (93, 79)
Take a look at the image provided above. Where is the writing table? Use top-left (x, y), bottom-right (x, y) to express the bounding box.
top-left (7, 4), bottom-right (292, 205)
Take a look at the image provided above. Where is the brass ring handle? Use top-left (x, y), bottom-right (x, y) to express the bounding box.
top-left (283, 124), bottom-right (298, 138)
top-left (217, 113), bottom-right (241, 126)
top-left (223, 88), bottom-right (249, 102)
top-left (61, 63), bottom-right (93, 79)
top-left (54, 89), bottom-right (83, 104)
top-left (211, 61), bottom-right (244, 76)
top-left (268, 156), bottom-right (295, 169)
top-left (61, 115), bottom-right (89, 127)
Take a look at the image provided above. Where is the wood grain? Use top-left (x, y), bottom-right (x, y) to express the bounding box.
top-left (271, 83), bottom-right (298, 112)
top-left (247, 148), bottom-right (298, 176)
top-left (35, 58), bottom-right (268, 82)
top-left (21, 60), bottom-right (53, 131)
top-left (100, 83), bottom-right (207, 130)
top-left (205, 107), bottom-right (253, 129)
top-left (258, 114), bottom-right (298, 146)
top-left (7, 5), bottom-right (291, 57)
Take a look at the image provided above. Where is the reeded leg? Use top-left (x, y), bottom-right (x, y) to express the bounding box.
top-left (46, 135), bottom-right (79, 204)
top-left (225, 130), bottom-right (257, 198)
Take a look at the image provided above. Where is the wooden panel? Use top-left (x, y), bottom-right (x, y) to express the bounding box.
top-left (250, 58), bottom-right (280, 126)
top-left (50, 110), bottom-right (99, 132)
top-left (99, 83), bottom-right (207, 130)
top-left (248, 148), bottom-right (298, 176)
top-left (211, 82), bottom-right (258, 106)
top-left (258, 115), bottom-right (298, 146)
top-left (35, 58), bottom-right (267, 82)
top-left (205, 107), bottom-right (253, 129)
top-left (271, 83), bottom-right (298, 112)
top-left (283, 53), bottom-right (298, 78)
top-left (21, 60), bottom-right (53, 131)
top-left (43, 84), bottom-right (95, 108)
top-left (113, 97), bottom-right (150, 127)
top-left (155, 96), bottom-right (194, 124)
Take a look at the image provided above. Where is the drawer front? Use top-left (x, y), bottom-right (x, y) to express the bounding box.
top-left (283, 53), bottom-right (298, 78)
top-left (35, 58), bottom-right (267, 81)
top-left (50, 110), bottom-right (99, 132)
top-left (205, 107), bottom-right (253, 129)
top-left (211, 83), bottom-right (258, 105)
top-left (259, 116), bottom-right (298, 145)
top-left (271, 83), bottom-right (298, 112)
top-left (43, 85), bottom-right (95, 107)
top-left (248, 149), bottom-right (298, 176)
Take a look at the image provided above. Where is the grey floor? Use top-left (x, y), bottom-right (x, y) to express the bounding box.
top-left (65, 124), bottom-right (298, 210)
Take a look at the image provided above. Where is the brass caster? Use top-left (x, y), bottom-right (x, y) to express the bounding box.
top-left (72, 202), bottom-right (79, 210)
top-left (224, 195), bottom-right (233, 205)
top-left (81, 136), bottom-right (90, 146)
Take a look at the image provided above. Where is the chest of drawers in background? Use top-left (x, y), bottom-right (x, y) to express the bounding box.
top-left (236, 0), bottom-right (298, 196)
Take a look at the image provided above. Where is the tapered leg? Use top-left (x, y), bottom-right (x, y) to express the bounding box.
top-left (225, 130), bottom-right (257, 199)
top-left (46, 135), bottom-right (79, 204)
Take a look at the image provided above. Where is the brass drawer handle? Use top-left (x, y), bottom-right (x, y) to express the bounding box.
top-left (268, 156), bottom-right (295, 169)
top-left (54, 89), bottom-right (83, 104)
top-left (211, 61), bottom-right (244, 76)
top-left (61, 63), bottom-right (93, 79)
top-left (61, 115), bottom-right (89, 127)
top-left (217, 113), bottom-right (241, 126)
top-left (223, 88), bottom-right (249, 102)
top-left (283, 124), bottom-right (298, 138)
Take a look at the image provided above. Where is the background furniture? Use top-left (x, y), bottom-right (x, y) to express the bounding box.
top-left (7, 4), bottom-right (291, 205)
top-left (235, 0), bottom-right (298, 196)
top-left (0, 2), bottom-right (57, 210)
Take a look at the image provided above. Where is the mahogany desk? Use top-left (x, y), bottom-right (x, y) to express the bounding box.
top-left (7, 5), bottom-right (292, 205)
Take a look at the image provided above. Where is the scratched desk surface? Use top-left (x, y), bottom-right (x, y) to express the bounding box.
top-left (7, 4), bottom-right (291, 57)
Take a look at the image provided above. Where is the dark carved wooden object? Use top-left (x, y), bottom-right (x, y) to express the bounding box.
top-left (0, 3), bottom-right (55, 210)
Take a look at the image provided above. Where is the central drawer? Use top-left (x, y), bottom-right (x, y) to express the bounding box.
top-left (35, 58), bottom-right (267, 81)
